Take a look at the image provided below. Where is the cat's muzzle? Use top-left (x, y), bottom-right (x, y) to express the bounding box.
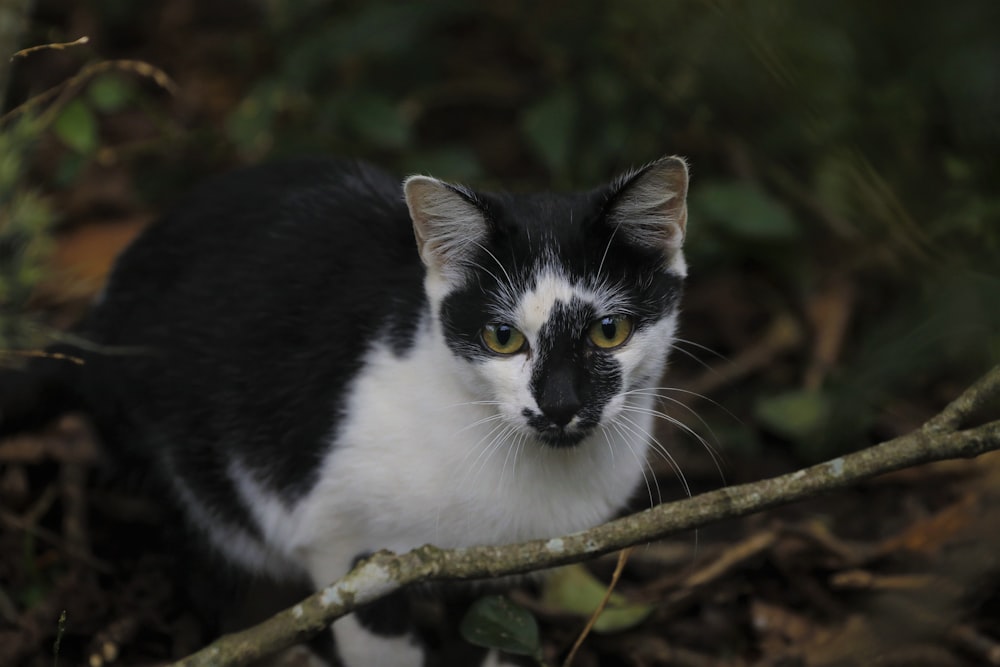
top-left (522, 408), bottom-right (591, 448)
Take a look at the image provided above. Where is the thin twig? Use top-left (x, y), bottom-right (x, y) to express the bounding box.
top-left (11, 36), bottom-right (90, 59)
top-left (562, 547), bottom-right (634, 667)
top-left (1, 59), bottom-right (177, 126)
top-left (923, 365), bottom-right (1000, 434)
top-left (2, 349), bottom-right (85, 365)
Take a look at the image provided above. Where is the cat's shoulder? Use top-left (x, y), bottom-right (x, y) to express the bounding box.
top-left (109, 157), bottom-right (412, 280)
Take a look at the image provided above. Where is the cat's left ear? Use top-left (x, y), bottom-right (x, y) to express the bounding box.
top-left (606, 156), bottom-right (689, 269)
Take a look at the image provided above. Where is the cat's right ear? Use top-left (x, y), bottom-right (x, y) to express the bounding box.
top-left (404, 176), bottom-right (490, 285)
top-left (605, 156), bottom-right (689, 273)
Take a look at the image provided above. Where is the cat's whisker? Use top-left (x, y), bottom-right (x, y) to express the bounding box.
top-left (619, 386), bottom-right (736, 479)
top-left (509, 431), bottom-right (527, 488)
top-left (607, 418), bottom-right (660, 507)
top-left (599, 423), bottom-right (617, 470)
top-left (466, 259), bottom-right (518, 309)
top-left (615, 411), bottom-right (691, 501)
top-left (596, 224), bottom-right (621, 278)
top-left (434, 399), bottom-right (505, 412)
top-left (458, 420), bottom-right (512, 486)
top-left (467, 423), bottom-right (519, 494)
top-left (671, 336), bottom-right (728, 361)
top-left (619, 401), bottom-right (726, 483)
top-left (472, 242), bottom-right (520, 300)
top-left (667, 343), bottom-right (715, 371)
top-left (499, 426), bottom-right (521, 490)
top-left (440, 419), bottom-right (513, 542)
top-left (620, 389), bottom-right (727, 452)
top-left (624, 394), bottom-right (719, 462)
top-left (608, 418), bottom-right (657, 504)
top-left (621, 385), bottom-right (741, 422)
top-left (452, 412), bottom-right (506, 436)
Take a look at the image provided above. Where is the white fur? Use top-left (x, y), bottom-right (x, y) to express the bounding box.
top-left (333, 614), bottom-right (424, 667)
top-left (217, 263), bottom-right (682, 666)
top-left (213, 270), bottom-right (675, 665)
top-left (291, 322), bottom-right (656, 576)
top-left (166, 455), bottom-right (300, 577)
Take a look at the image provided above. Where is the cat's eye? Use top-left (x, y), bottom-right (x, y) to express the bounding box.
top-left (588, 315), bottom-right (634, 349)
top-left (482, 323), bottom-right (527, 355)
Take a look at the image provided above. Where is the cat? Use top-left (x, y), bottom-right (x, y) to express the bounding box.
top-left (0, 155), bottom-right (690, 666)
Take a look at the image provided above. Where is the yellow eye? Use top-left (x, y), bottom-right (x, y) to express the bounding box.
top-left (588, 315), bottom-right (634, 349)
top-left (482, 323), bottom-right (527, 355)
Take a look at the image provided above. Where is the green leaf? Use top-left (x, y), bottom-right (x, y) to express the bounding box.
top-left (754, 390), bottom-right (832, 443)
top-left (460, 595), bottom-right (540, 656)
top-left (87, 73), bottom-right (133, 113)
top-left (522, 88), bottom-right (576, 175)
top-left (692, 181), bottom-right (799, 240)
top-left (542, 564), bottom-right (653, 633)
top-left (52, 99), bottom-right (98, 154)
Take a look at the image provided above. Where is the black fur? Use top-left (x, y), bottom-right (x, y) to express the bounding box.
top-left (4, 157), bottom-right (683, 507)
top-left (76, 158), bottom-right (427, 518)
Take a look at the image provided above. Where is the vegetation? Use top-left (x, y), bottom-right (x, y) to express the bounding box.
top-left (2, 1), bottom-right (998, 665)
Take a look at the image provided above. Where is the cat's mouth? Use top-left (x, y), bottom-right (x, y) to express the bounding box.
top-left (522, 408), bottom-right (593, 448)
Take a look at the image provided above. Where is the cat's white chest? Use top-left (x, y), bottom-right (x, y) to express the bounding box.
top-left (286, 328), bottom-right (650, 585)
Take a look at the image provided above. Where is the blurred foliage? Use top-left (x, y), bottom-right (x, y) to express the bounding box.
top-left (8, 0), bottom-right (1000, 457)
top-left (0, 113), bottom-right (55, 357)
top-left (219, 0), bottom-right (1000, 457)
top-left (542, 563), bottom-right (653, 633)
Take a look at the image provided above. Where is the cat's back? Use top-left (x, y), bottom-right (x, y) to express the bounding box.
top-left (97, 157), bottom-right (419, 318)
top-left (81, 158), bottom-right (427, 500)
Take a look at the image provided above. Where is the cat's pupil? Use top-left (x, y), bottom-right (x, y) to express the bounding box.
top-left (496, 325), bottom-right (512, 345)
top-left (600, 318), bottom-right (617, 339)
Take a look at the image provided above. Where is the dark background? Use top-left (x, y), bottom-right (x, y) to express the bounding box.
top-left (2, 1), bottom-right (999, 665)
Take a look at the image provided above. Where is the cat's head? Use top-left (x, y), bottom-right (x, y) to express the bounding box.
top-left (404, 157), bottom-right (688, 448)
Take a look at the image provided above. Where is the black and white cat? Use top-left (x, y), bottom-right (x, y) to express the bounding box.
top-left (2, 155), bottom-right (690, 665)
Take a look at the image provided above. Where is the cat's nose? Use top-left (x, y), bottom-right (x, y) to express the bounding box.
top-left (538, 399), bottom-right (580, 428)
top-left (535, 364), bottom-right (581, 428)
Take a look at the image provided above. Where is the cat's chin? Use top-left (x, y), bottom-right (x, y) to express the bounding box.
top-left (534, 428), bottom-right (589, 449)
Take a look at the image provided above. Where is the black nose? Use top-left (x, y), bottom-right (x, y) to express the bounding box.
top-left (538, 398), bottom-right (580, 428)
top-left (534, 363), bottom-right (582, 428)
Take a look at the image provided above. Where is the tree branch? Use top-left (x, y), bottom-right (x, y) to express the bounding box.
top-left (170, 365), bottom-right (1000, 667)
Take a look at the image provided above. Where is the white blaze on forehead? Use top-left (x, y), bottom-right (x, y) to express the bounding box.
top-left (513, 269), bottom-right (620, 338)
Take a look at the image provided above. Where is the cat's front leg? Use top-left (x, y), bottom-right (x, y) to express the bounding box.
top-left (305, 549), bottom-right (529, 667)
top-left (304, 549), bottom-right (425, 667)
top-left (333, 608), bottom-right (425, 667)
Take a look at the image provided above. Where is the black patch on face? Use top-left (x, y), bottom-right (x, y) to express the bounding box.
top-left (524, 299), bottom-right (624, 446)
top-left (437, 186), bottom-right (682, 447)
top-left (439, 188), bottom-right (683, 365)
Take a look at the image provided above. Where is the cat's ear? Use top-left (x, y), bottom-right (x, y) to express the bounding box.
top-left (404, 176), bottom-right (489, 284)
top-left (606, 156), bottom-right (689, 268)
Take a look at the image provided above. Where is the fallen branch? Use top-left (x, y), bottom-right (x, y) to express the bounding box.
top-left (171, 365), bottom-right (1000, 667)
